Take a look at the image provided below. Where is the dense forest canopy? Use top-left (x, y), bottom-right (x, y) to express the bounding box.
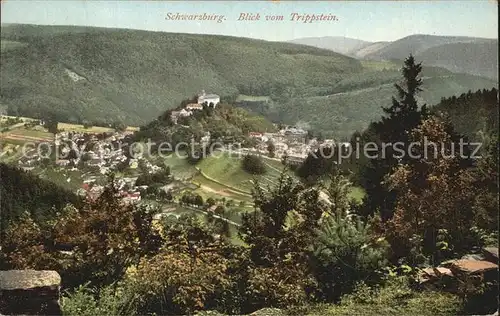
top-left (0, 163), bottom-right (80, 237)
top-left (432, 88), bottom-right (498, 140)
top-left (1, 24), bottom-right (497, 138)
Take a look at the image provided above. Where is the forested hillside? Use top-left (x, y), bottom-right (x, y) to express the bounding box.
top-left (0, 24), bottom-right (359, 125)
top-left (1, 24), bottom-right (497, 138)
top-left (288, 36), bottom-right (371, 55)
top-left (432, 88), bottom-right (499, 139)
top-left (136, 98), bottom-right (275, 144)
top-left (0, 163), bottom-right (80, 236)
top-left (416, 41), bottom-right (498, 80)
top-left (1, 55), bottom-right (498, 316)
top-left (361, 34), bottom-right (488, 61)
top-left (258, 72), bottom-right (496, 138)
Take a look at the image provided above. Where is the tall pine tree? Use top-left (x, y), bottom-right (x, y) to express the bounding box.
top-left (377, 54), bottom-right (428, 144)
top-left (358, 55), bottom-right (428, 220)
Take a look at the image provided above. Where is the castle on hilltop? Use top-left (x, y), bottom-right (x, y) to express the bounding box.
top-left (197, 90), bottom-right (220, 107)
top-left (170, 90), bottom-right (220, 124)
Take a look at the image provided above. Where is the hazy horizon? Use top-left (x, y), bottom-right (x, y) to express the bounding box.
top-left (2, 21), bottom-right (498, 43)
top-left (1, 1), bottom-right (498, 42)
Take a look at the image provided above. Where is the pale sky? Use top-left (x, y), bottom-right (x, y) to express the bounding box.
top-left (1, 1), bottom-right (498, 42)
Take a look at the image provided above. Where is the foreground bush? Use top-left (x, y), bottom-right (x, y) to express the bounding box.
top-left (242, 155), bottom-right (267, 175)
top-left (125, 248), bottom-right (233, 315)
top-left (2, 182), bottom-right (163, 289)
top-left (61, 283), bottom-right (137, 316)
top-left (302, 277), bottom-right (462, 316)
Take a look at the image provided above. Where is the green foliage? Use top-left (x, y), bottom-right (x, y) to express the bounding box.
top-left (1, 178), bottom-right (163, 289)
top-left (135, 167), bottom-right (171, 186)
top-left (206, 197), bottom-right (216, 207)
top-left (306, 277), bottom-right (462, 315)
top-left (44, 118), bottom-right (59, 134)
top-left (266, 141), bottom-right (276, 158)
top-left (0, 24), bottom-right (359, 126)
top-left (241, 154), bottom-right (267, 175)
top-left (250, 72), bottom-right (495, 139)
top-left (163, 189), bottom-right (174, 201)
top-left (2, 25), bottom-right (495, 138)
top-left (136, 102), bottom-right (276, 156)
top-left (111, 121), bottom-right (127, 132)
top-left (415, 40), bottom-right (498, 80)
top-left (313, 213), bottom-right (389, 301)
top-left (180, 192), bottom-right (204, 207)
top-left (358, 55), bottom-right (429, 221)
top-left (0, 163), bottom-right (79, 240)
top-left (2, 160), bottom-right (497, 315)
top-left (125, 247), bottom-right (232, 315)
top-left (312, 168), bottom-right (389, 301)
top-left (61, 283), bottom-right (137, 316)
top-left (238, 174), bottom-right (323, 310)
top-left (296, 147), bottom-right (335, 183)
top-left (323, 167), bottom-right (353, 215)
top-left (115, 215), bottom-right (246, 315)
top-left (245, 265), bottom-right (316, 310)
top-left (309, 86), bottom-right (497, 182)
top-left (360, 34), bottom-right (497, 80)
top-left (0, 116), bottom-right (22, 128)
top-left (194, 152), bottom-right (287, 194)
top-left (432, 88), bottom-right (498, 140)
top-left (471, 129), bottom-right (499, 234)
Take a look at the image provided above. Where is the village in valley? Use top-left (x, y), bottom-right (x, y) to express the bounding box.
top-left (2, 3), bottom-right (498, 314)
top-left (0, 90), bottom-right (351, 220)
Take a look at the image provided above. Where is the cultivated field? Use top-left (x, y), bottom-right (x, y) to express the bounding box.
top-left (58, 122), bottom-right (139, 133)
top-left (165, 151), bottom-right (365, 206)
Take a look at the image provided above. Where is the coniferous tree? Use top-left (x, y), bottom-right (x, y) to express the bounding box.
top-left (377, 54), bottom-right (428, 144)
top-left (312, 167), bottom-right (388, 301)
top-left (358, 55), bottom-right (428, 220)
top-left (238, 173), bottom-right (322, 309)
top-left (380, 117), bottom-right (480, 264)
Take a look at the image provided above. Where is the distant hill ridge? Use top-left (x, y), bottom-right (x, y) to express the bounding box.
top-left (288, 36), bottom-right (372, 55)
top-left (289, 34), bottom-right (498, 80)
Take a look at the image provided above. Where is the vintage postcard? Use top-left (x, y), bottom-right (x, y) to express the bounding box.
top-left (0, 1), bottom-right (498, 315)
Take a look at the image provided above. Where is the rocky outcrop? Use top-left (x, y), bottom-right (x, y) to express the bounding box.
top-left (418, 247), bottom-right (499, 293)
top-left (0, 270), bottom-right (62, 315)
top-left (445, 259), bottom-right (498, 277)
top-left (482, 247), bottom-right (499, 264)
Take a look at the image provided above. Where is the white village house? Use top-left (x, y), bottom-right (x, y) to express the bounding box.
top-left (197, 90), bottom-right (220, 107)
top-left (171, 109), bottom-right (193, 124)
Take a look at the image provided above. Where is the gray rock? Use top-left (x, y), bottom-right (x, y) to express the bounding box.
top-left (0, 270), bottom-right (61, 315)
top-left (0, 270), bottom-right (61, 290)
top-left (460, 254), bottom-right (485, 261)
top-left (483, 247), bottom-right (499, 264)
